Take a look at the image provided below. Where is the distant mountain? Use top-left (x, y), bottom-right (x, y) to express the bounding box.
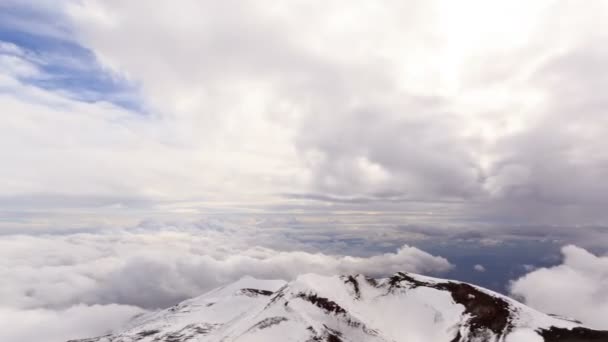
top-left (69, 272), bottom-right (608, 342)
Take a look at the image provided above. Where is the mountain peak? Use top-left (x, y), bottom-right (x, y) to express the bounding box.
top-left (69, 272), bottom-right (608, 342)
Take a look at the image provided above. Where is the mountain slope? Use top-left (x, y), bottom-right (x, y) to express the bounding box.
top-left (69, 272), bottom-right (608, 342)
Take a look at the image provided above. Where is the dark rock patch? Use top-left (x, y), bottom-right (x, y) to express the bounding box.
top-left (549, 314), bottom-right (583, 325)
top-left (539, 327), bottom-right (608, 342)
top-left (326, 333), bottom-right (343, 342)
top-left (364, 276), bottom-right (378, 287)
top-left (296, 292), bottom-right (347, 315)
top-left (154, 331), bottom-right (184, 342)
top-left (343, 276), bottom-right (360, 298)
top-left (387, 272), bottom-right (512, 338)
top-left (264, 285), bottom-right (288, 309)
top-left (248, 316), bottom-right (289, 331)
top-left (324, 325), bottom-right (344, 342)
top-left (166, 303), bottom-right (192, 314)
top-left (189, 323), bottom-right (216, 335)
top-left (387, 272), bottom-right (427, 289)
top-left (435, 282), bottom-right (511, 336)
top-left (149, 323), bottom-right (217, 342)
top-left (240, 288), bottom-right (274, 296)
top-left (68, 336), bottom-right (112, 342)
top-left (137, 329), bottom-right (161, 337)
top-left (342, 275), bottom-right (361, 299)
top-left (305, 325), bottom-right (344, 342)
top-left (384, 272), bottom-right (608, 342)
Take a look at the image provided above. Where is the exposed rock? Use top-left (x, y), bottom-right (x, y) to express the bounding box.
top-left (296, 292), bottom-right (347, 315)
top-left (240, 288), bottom-right (274, 296)
top-left (539, 327), bottom-right (608, 342)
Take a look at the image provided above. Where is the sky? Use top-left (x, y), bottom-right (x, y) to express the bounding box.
top-left (1, 0), bottom-right (608, 341)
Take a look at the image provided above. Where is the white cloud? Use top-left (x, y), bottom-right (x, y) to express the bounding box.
top-left (0, 0), bottom-right (605, 226)
top-left (522, 264), bottom-right (536, 272)
top-left (0, 228), bottom-right (451, 310)
top-left (0, 221), bottom-right (451, 342)
top-left (510, 245), bottom-right (608, 330)
top-left (0, 304), bottom-right (144, 342)
top-left (0, 51), bottom-right (40, 78)
top-left (473, 264), bottom-right (486, 272)
top-left (2, 1), bottom-right (608, 340)
top-left (0, 41), bottom-right (24, 55)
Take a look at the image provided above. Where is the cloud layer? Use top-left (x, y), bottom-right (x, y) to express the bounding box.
top-left (510, 245), bottom-right (608, 330)
top-left (0, 0), bottom-right (607, 227)
top-left (0, 222), bottom-right (451, 341)
top-left (0, 304), bottom-right (143, 342)
top-left (0, 230), bottom-right (451, 310)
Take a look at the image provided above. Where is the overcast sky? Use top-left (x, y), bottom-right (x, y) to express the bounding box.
top-left (0, 0), bottom-right (607, 228)
top-left (1, 1), bottom-right (608, 341)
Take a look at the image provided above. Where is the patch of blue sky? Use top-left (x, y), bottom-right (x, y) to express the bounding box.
top-left (0, 3), bottom-right (144, 112)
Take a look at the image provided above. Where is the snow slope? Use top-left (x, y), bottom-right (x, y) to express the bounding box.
top-left (69, 272), bottom-right (608, 342)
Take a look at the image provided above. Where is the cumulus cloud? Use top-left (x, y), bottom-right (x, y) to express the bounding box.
top-left (0, 304), bottom-right (143, 342)
top-left (0, 229), bottom-right (451, 310)
top-left (0, 221), bottom-right (451, 341)
top-left (0, 0), bottom-right (607, 227)
top-left (510, 245), bottom-right (608, 330)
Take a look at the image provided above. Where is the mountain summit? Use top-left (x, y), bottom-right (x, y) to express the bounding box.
top-left (69, 272), bottom-right (608, 342)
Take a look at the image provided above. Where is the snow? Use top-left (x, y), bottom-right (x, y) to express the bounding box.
top-left (70, 272), bottom-right (595, 342)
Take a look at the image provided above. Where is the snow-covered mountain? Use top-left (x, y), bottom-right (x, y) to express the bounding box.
top-left (69, 272), bottom-right (608, 342)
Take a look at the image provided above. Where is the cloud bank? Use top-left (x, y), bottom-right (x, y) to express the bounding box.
top-left (0, 304), bottom-right (143, 342)
top-left (510, 245), bottom-right (608, 330)
top-left (0, 224), bottom-right (451, 342)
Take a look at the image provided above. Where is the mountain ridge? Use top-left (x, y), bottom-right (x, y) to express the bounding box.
top-left (69, 272), bottom-right (608, 342)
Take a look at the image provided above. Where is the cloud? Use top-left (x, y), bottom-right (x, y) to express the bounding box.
top-left (473, 264), bottom-right (486, 272)
top-left (510, 245), bottom-right (608, 330)
top-left (66, 0), bottom-right (482, 204)
top-left (0, 228), bottom-right (451, 310)
top-left (0, 304), bottom-right (143, 342)
top-left (0, 221), bottom-right (451, 341)
top-left (2, 1), bottom-right (607, 340)
top-left (0, 0), bottom-right (603, 227)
